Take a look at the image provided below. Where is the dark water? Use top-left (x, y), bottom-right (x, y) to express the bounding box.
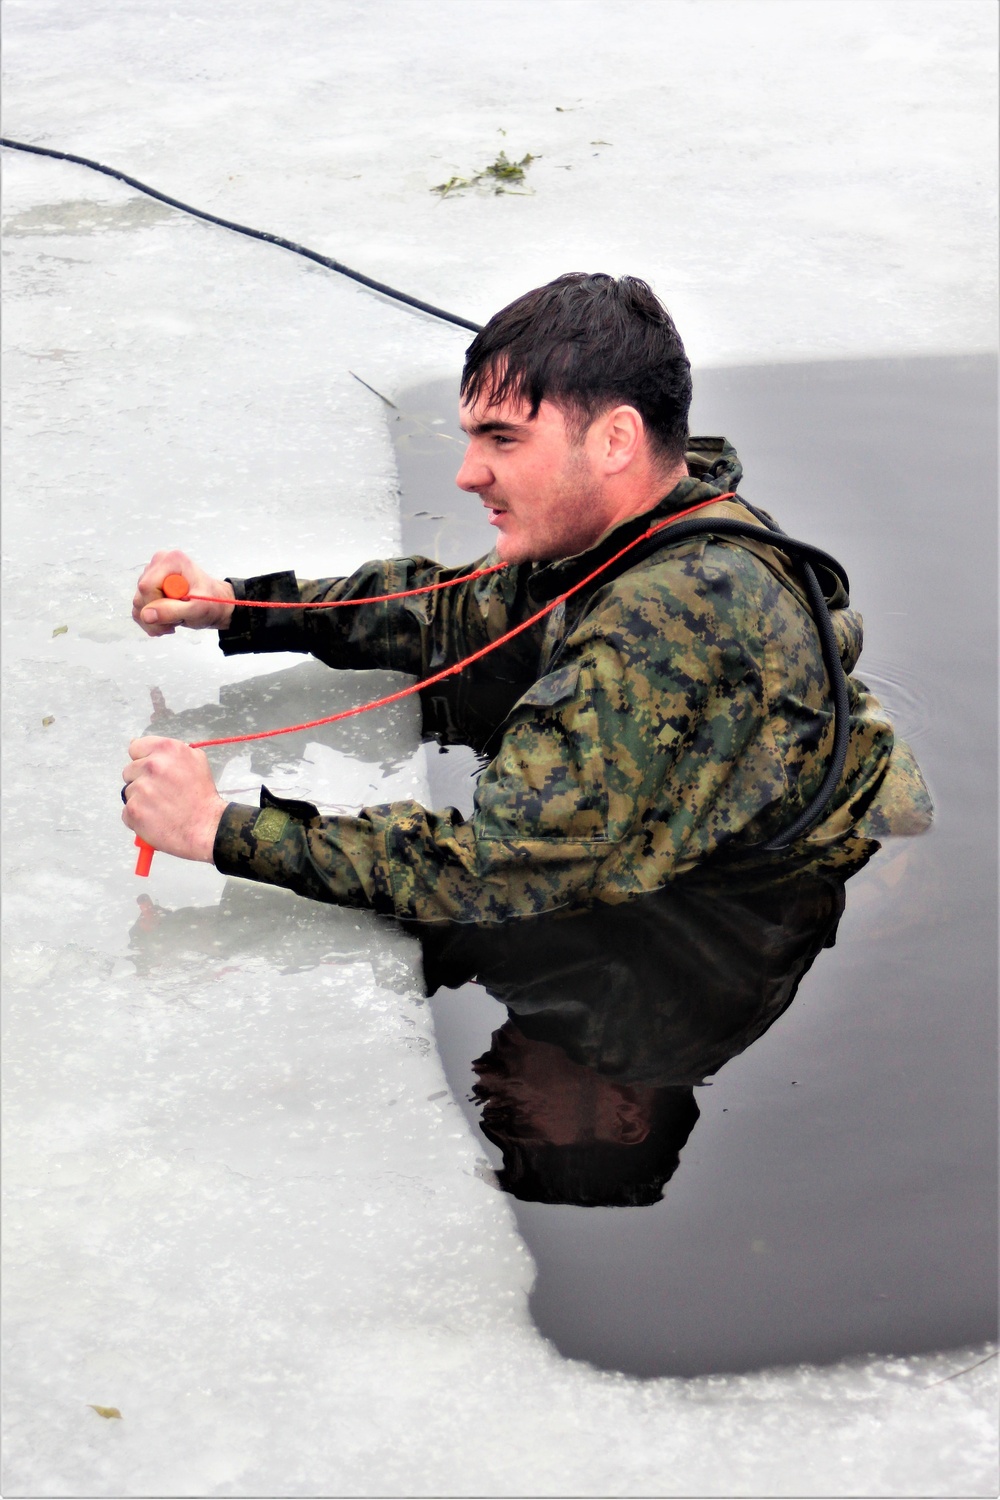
top-left (393, 356), bottom-right (998, 1377)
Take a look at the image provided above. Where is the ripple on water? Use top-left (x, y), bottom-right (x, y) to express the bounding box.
top-left (858, 659), bottom-right (933, 743)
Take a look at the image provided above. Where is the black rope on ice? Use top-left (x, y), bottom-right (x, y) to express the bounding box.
top-left (0, 137), bottom-right (484, 335)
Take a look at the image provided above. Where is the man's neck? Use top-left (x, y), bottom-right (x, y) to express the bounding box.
top-left (600, 457), bottom-right (691, 534)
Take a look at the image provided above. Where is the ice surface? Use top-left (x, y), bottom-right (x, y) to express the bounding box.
top-left (2, 2), bottom-right (997, 1495)
top-left (3, 0), bottom-right (999, 368)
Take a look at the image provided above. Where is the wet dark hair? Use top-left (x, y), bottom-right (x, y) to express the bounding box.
top-left (461, 272), bottom-right (692, 463)
top-left (481, 1087), bottom-right (700, 1209)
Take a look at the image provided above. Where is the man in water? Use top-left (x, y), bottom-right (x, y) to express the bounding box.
top-left (123, 273), bottom-right (930, 921)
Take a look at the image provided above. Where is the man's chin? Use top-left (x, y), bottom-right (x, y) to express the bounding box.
top-left (495, 535), bottom-right (529, 565)
top-left (496, 532), bottom-right (557, 566)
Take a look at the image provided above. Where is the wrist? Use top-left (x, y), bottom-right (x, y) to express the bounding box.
top-left (197, 797), bottom-right (228, 862)
top-left (214, 581), bottom-right (236, 631)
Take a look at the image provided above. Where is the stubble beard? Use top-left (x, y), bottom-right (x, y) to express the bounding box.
top-left (499, 448), bottom-right (606, 565)
top-left (544, 447), bottom-right (607, 560)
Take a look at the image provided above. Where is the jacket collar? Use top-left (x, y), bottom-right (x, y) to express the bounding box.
top-left (528, 436), bottom-right (745, 595)
top-left (528, 472), bottom-right (740, 602)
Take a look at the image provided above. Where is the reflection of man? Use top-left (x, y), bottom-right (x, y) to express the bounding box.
top-left (473, 1023), bottom-right (663, 1150)
top-left (123, 273), bottom-right (930, 922)
top-left (417, 862), bottom-right (852, 1206)
top-left (470, 1023), bottom-right (699, 1209)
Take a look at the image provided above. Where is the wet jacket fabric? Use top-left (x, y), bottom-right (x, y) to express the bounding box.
top-left (212, 440), bottom-right (932, 923)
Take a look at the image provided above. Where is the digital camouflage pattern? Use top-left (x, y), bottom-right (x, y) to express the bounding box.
top-left (213, 438), bottom-right (933, 923)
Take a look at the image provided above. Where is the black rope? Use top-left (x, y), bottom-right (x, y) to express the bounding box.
top-left (770, 553), bottom-right (851, 849)
top-left (737, 501), bottom-right (852, 849)
top-left (0, 137), bottom-right (484, 334)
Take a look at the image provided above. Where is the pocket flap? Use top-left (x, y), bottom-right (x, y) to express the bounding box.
top-left (516, 662), bottom-right (581, 711)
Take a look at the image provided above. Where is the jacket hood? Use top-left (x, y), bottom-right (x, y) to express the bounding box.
top-left (684, 435), bottom-right (744, 493)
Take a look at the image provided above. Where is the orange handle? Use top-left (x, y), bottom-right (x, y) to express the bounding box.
top-left (161, 573), bottom-right (190, 600)
top-left (134, 837), bottom-right (155, 876)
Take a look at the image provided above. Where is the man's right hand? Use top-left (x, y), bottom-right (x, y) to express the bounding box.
top-left (132, 551), bottom-right (236, 636)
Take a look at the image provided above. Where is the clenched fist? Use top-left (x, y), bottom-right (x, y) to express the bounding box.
top-left (132, 550), bottom-right (236, 636)
top-left (121, 737), bottom-right (226, 863)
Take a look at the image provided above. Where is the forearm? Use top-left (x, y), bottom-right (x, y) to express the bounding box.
top-left (211, 632), bottom-right (688, 922)
top-left (218, 554), bottom-right (517, 676)
top-left (212, 787), bottom-right (609, 923)
top-left (213, 790), bottom-right (381, 909)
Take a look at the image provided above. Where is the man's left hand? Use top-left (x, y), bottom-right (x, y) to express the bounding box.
top-left (121, 737), bottom-right (226, 863)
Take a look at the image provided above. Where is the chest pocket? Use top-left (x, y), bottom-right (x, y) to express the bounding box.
top-left (518, 661), bottom-right (581, 712)
top-left (476, 661), bottom-right (611, 843)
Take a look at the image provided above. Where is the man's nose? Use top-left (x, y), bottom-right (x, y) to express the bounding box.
top-left (455, 443), bottom-right (493, 493)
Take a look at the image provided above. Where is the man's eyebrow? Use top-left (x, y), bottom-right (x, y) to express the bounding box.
top-left (459, 418), bottom-right (530, 436)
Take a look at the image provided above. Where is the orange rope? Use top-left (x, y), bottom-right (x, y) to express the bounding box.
top-left (188, 495), bottom-right (730, 750)
top-left (133, 495), bottom-right (730, 873)
top-left (184, 560), bottom-right (508, 609)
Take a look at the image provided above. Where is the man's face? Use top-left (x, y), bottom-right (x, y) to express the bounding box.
top-left (456, 389), bottom-right (609, 564)
top-left (471, 1023), bottom-right (653, 1148)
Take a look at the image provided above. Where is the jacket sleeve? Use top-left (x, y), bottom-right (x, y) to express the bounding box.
top-left (209, 543), bottom-right (909, 923)
top-left (217, 555), bottom-right (527, 678)
top-left (212, 647), bottom-right (633, 924)
top-left (211, 578), bottom-right (778, 924)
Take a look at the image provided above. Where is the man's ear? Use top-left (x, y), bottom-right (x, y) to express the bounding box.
top-left (611, 1092), bottom-right (652, 1146)
top-left (599, 405), bottom-right (644, 474)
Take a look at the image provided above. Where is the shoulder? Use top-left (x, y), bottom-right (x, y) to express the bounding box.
top-left (579, 539), bottom-right (776, 645)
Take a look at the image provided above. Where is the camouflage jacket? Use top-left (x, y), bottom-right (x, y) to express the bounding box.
top-left (212, 439), bottom-right (932, 923)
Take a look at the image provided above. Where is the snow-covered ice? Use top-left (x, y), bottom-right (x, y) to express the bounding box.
top-left (2, 2), bottom-right (997, 1495)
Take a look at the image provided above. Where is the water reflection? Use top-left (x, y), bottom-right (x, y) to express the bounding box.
top-left (470, 1027), bottom-right (697, 1208)
top-left (141, 658), bottom-right (419, 783)
top-left (415, 861), bottom-right (856, 1207)
top-left (126, 878), bottom-right (415, 990)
